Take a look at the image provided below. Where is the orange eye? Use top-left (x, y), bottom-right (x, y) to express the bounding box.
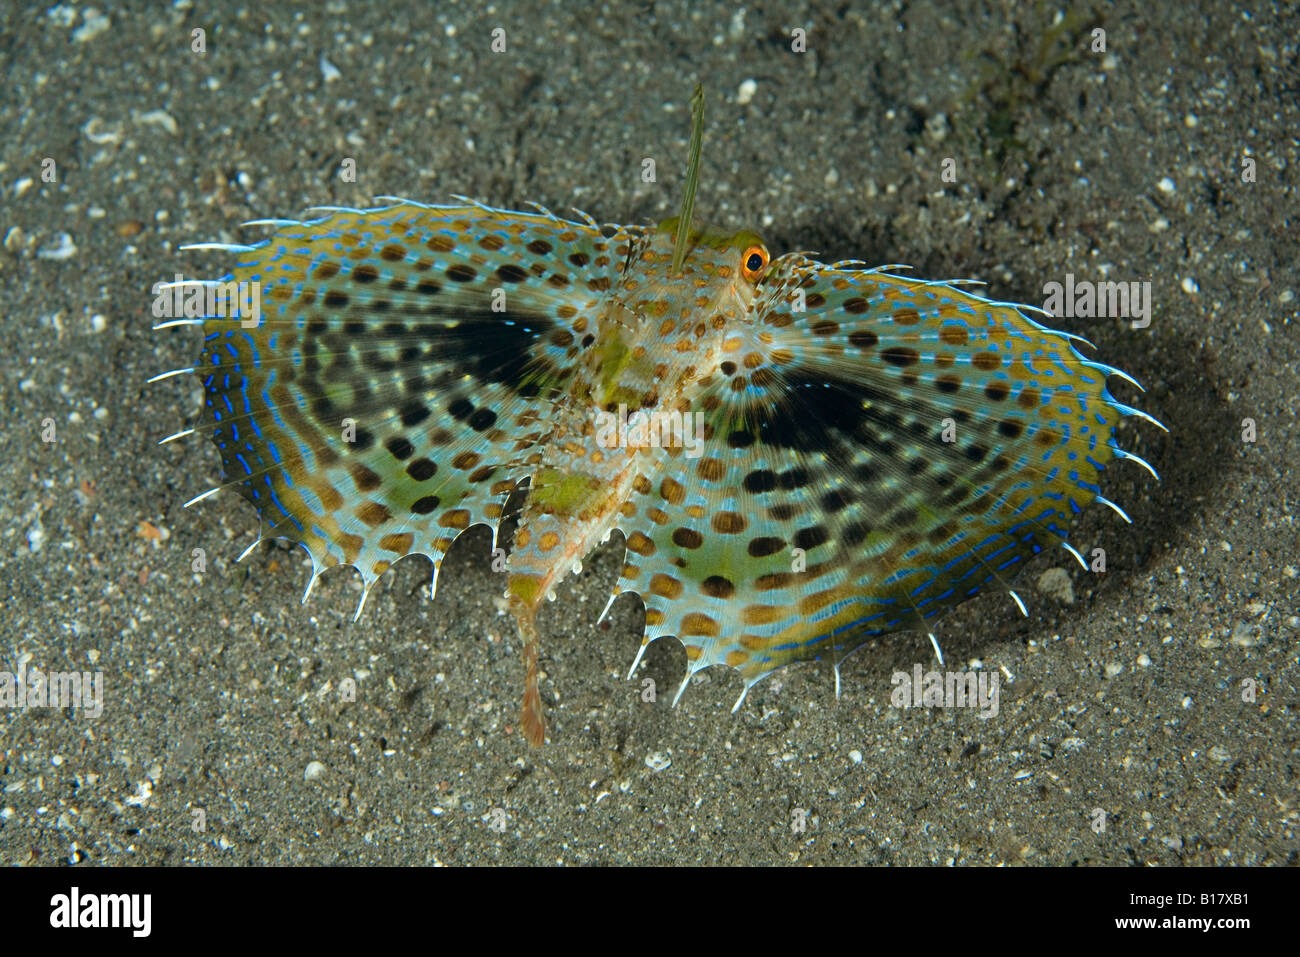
top-left (740, 245), bottom-right (769, 281)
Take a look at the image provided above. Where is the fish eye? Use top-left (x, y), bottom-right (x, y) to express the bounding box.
top-left (741, 245), bottom-right (769, 281)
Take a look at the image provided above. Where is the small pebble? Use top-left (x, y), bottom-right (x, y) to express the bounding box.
top-left (137, 109), bottom-right (179, 136)
top-left (644, 752), bottom-right (671, 772)
top-left (1036, 567), bottom-right (1075, 605)
top-left (304, 760), bottom-right (326, 781)
top-left (37, 233), bottom-right (77, 260)
top-left (1229, 622), bottom-right (1262, 647)
top-left (26, 520), bottom-right (46, 553)
top-left (924, 112), bottom-right (950, 142)
top-left (47, 4), bottom-right (77, 27)
top-left (73, 8), bottom-right (110, 43)
top-left (737, 78), bottom-right (757, 105)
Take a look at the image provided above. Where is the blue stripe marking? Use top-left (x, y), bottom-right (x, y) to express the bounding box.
top-left (269, 490), bottom-right (300, 529)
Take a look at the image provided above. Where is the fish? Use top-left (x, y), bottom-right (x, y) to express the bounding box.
top-left (159, 89), bottom-right (1162, 746)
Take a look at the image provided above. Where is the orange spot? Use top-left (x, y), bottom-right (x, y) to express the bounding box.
top-left (742, 605), bottom-right (786, 626)
top-left (659, 478), bottom-right (686, 505)
top-left (356, 501), bottom-right (392, 527)
top-left (316, 481), bottom-right (344, 512)
top-left (649, 574), bottom-right (683, 599)
top-left (339, 533), bottom-right (364, 564)
top-left (379, 532), bottom-right (413, 555)
top-left (939, 324), bottom-right (969, 346)
top-left (712, 511), bottom-right (748, 534)
top-left (680, 612), bottom-right (721, 637)
top-left (696, 458), bottom-right (726, 482)
top-left (798, 586), bottom-right (845, 616)
top-left (626, 531), bottom-right (656, 556)
top-left (438, 509), bottom-right (471, 529)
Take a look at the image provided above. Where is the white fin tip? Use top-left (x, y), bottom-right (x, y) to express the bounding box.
top-left (1009, 590), bottom-right (1028, 617)
top-left (178, 242), bottom-right (259, 253)
top-left (146, 367), bottom-right (196, 383)
top-left (1061, 541), bottom-right (1088, 570)
top-left (671, 673), bottom-right (692, 708)
top-left (1096, 494), bottom-right (1133, 524)
top-left (928, 632), bottom-right (945, 666)
top-left (182, 487), bottom-right (221, 508)
top-left (625, 640), bottom-right (650, 681)
top-left (1112, 402), bottom-right (1169, 433)
top-left (155, 279), bottom-right (225, 290)
top-left (596, 592), bottom-right (618, 626)
top-left (1113, 447), bottom-right (1161, 480)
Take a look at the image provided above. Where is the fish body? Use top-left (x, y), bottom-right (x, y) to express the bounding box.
top-left (173, 196), bottom-right (1159, 746)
